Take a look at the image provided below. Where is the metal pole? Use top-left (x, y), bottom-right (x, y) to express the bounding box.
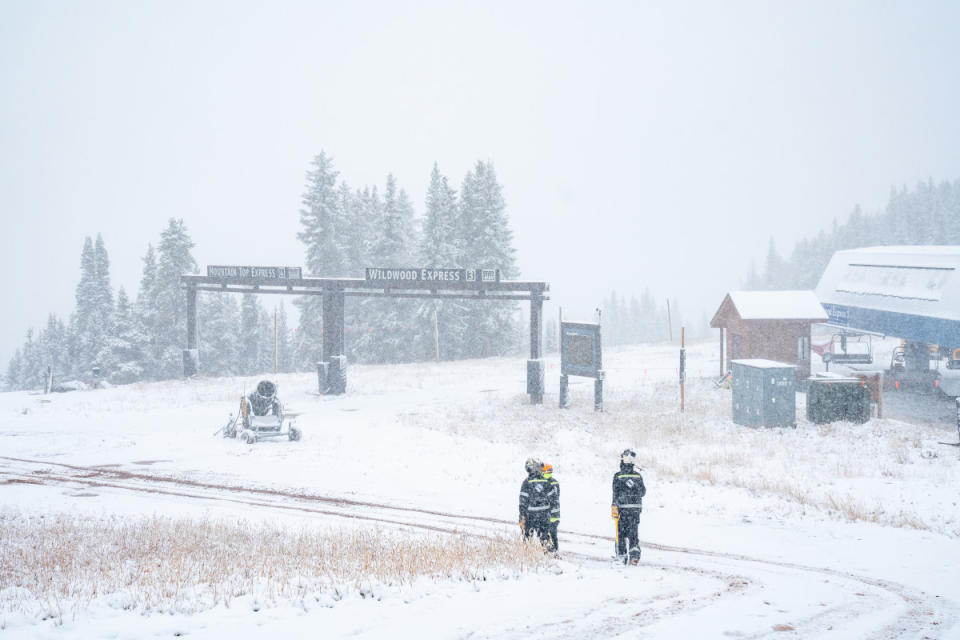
top-left (720, 327), bottom-right (725, 376)
top-left (433, 307), bottom-right (440, 361)
top-left (680, 327), bottom-right (686, 413)
top-left (274, 308), bottom-right (278, 374)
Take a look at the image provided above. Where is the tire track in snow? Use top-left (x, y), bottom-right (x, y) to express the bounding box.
top-left (1, 456), bottom-right (956, 638)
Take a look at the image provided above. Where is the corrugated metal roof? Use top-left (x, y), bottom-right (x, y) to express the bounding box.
top-left (726, 290), bottom-right (828, 320)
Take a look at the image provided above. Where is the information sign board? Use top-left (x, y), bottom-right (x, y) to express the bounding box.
top-left (561, 322), bottom-right (602, 378)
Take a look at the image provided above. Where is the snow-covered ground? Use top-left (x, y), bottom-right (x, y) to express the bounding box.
top-left (2, 341), bottom-right (959, 639)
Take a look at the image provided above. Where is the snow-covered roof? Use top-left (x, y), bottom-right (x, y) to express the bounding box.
top-left (815, 246), bottom-right (960, 320)
top-left (716, 290), bottom-right (828, 322)
top-left (814, 246), bottom-right (960, 346)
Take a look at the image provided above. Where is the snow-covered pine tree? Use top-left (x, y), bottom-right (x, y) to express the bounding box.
top-left (5, 348), bottom-right (22, 391)
top-left (276, 301), bottom-right (293, 373)
top-left (135, 244), bottom-right (160, 378)
top-left (106, 288), bottom-right (148, 384)
top-left (458, 161), bottom-right (519, 358)
top-left (298, 152), bottom-right (348, 276)
top-left (19, 329), bottom-right (44, 390)
top-left (153, 219), bottom-right (198, 379)
top-left (295, 152), bottom-right (346, 368)
top-left (197, 292), bottom-right (240, 377)
top-left (357, 175), bottom-right (422, 362)
top-left (239, 293), bottom-right (260, 376)
top-left (338, 183), bottom-right (367, 276)
top-left (90, 234), bottom-right (116, 376)
top-left (70, 237), bottom-right (100, 377)
top-left (36, 314), bottom-right (68, 385)
top-left (763, 239), bottom-right (785, 290)
top-left (348, 186), bottom-right (384, 362)
top-left (417, 163), bottom-right (467, 360)
top-left (257, 307), bottom-right (275, 374)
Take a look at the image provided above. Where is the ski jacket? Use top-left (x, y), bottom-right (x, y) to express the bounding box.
top-left (519, 474), bottom-right (556, 521)
top-left (543, 473), bottom-right (561, 523)
top-left (612, 464), bottom-right (646, 512)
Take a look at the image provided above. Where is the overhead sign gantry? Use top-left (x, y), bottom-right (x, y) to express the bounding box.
top-left (181, 266), bottom-right (550, 403)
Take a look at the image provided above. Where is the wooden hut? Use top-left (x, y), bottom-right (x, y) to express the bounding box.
top-left (710, 291), bottom-right (828, 379)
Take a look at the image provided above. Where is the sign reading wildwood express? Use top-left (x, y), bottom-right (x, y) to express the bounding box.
top-left (365, 267), bottom-right (501, 283)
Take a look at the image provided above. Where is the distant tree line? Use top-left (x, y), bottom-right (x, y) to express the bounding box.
top-left (597, 290), bottom-right (709, 347)
top-left (5, 153), bottom-right (521, 390)
top-left (746, 178), bottom-right (960, 290)
top-left (5, 220), bottom-right (203, 390)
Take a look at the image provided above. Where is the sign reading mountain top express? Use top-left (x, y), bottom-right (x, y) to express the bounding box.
top-left (206, 265), bottom-right (303, 280)
top-left (365, 267), bottom-right (501, 283)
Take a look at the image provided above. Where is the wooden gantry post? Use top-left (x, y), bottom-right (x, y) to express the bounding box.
top-left (527, 291), bottom-right (545, 404)
top-left (181, 269), bottom-right (549, 403)
top-left (183, 282), bottom-right (198, 377)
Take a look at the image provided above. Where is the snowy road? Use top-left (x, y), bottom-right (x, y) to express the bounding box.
top-left (3, 454), bottom-right (955, 639)
top-left (2, 344), bottom-right (960, 638)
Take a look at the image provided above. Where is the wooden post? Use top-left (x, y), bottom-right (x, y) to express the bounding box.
top-left (322, 287), bottom-right (346, 394)
top-left (186, 284), bottom-right (197, 351)
top-left (680, 327), bottom-right (686, 413)
top-left (322, 287), bottom-right (345, 361)
top-left (433, 307), bottom-right (440, 361)
top-left (530, 293), bottom-right (543, 360)
top-left (528, 292), bottom-right (544, 404)
top-left (720, 327), bottom-right (725, 376)
top-left (183, 283), bottom-right (198, 377)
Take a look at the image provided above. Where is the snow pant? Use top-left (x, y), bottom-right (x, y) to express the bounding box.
top-left (523, 514), bottom-right (551, 549)
top-left (547, 521), bottom-right (559, 552)
top-left (615, 509), bottom-right (641, 558)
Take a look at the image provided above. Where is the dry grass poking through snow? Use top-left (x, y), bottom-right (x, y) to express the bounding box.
top-left (408, 375), bottom-right (960, 537)
top-left (0, 512), bottom-right (553, 624)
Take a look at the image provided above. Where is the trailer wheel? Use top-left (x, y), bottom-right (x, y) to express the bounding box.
top-left (241, 430), bottom-right (256, 445)
top-left (288, 426), bottom-right (301, 442)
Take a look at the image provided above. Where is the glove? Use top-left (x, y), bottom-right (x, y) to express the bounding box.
top-left (519, 516), bottom-right (525, 532)
top-left (611, 506), bottom-right (619, 519)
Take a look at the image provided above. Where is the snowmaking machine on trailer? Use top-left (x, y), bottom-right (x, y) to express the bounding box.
top-left (220, 380), bottom-right (301, 444)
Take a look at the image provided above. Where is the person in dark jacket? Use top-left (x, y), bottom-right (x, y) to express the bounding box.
top-left (611, 448), bottom-right (646, 564)
top-left (519, 458), bottom-right (554, 548)
top-left (542, 462), bottom-right (560, 552)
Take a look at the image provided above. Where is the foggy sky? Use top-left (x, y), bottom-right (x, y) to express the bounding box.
top-left (2, 0), bottom-right (960, 367)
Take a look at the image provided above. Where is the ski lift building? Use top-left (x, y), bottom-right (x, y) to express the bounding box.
top-left (710, 291), bottom-right (828, 379)
top-left (815, 246), bottom-right (960, 354)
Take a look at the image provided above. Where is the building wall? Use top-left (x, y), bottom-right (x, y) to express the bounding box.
top-left (725, 319), bottom-right (814, 379)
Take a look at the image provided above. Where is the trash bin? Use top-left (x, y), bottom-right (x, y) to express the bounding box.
top-left (806, 374), bottom-right (871, 424)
